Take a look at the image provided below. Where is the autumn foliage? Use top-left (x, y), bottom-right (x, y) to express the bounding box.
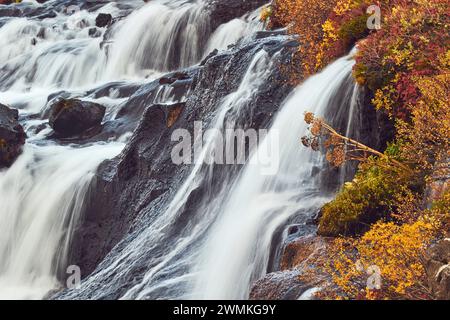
top-left (268, 0), bottom-right (338, 77)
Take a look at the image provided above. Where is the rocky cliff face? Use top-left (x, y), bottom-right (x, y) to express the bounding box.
top-left (250, 235), bottom-right (331, 300)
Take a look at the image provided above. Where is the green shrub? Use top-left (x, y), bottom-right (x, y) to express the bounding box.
top-left (318, 157), bottom-right (409, 236)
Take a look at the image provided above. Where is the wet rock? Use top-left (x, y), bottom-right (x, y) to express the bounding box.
top-left (68, 102), bottom-right (186, 279)
top-left (250, 270), bottom-right (308, 300)
top-left (114, 68), bottom-right (195, 131)
top-left (49, 99), bottom-right (106, 138)
top-left (250, 235), bottom-right (332, 300)
top-left (88, 27), bottom-right (101, 38)
top-left (206, 0), bottom-right (267, 32)
top-left (280, 235), bottom-right (330, 271)
top-left (0, 103), bottom-right (26, 169)
top-left (159, 71), bottom-right (191, 85)
top-left (95, 13), bottom-right (112, 28)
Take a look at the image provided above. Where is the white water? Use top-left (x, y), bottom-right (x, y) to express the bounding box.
top-left (205, 6), bottom-right (264, 55)
top-left (105, 0), bottom-right (209, 77)
top-left (0, 0), bottom-right (262, 91)
top-left (0, 143), bottom-right (123, 300)
top-left (193, 53), bottom-right (356, 299)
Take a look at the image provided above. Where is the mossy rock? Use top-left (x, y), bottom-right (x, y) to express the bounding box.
top-left (318, 160), bottom-right (410, 237)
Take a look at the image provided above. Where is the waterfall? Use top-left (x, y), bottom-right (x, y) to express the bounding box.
top-left (0, 142), bottom-right (123, 300)
top-left (105, 0), bottom-right (209, 77)
top-left (59, 50), bottom-right (358, 301)
top-left (205, 6), bottom-right (264, 55)
top-left (0, 0), bottom-right (362, 301)
top-left (192, 53), bottom-right (356, 299)
top-left (0, 0), bottom-right (261, 90)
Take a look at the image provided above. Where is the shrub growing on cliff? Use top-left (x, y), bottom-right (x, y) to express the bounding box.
top-left (353, 0), bottom-right (449, 120)
top-left (268, 0), bottom-right (338, 77)
top-left (318, 159), bottom-right (409, 236)
top-left (323, 216), bottom-right (440, 299)
top-left (301, 113), bottom-right (416, 236)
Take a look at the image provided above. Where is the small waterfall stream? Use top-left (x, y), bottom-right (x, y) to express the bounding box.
top-left (0, 143), bottom-right (123, 300)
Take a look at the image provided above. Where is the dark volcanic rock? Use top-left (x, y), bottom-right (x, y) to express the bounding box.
top-left (159, 71), bottom-right (191, 85)
top-left (68, 102), bottom-right (186, 278)
top-left (95, 13), bottom-right (112, 28)
top-left (88, 27), bottom-right (101, 38)
top-left (0, 103), bottom-right (26, 169)
top-left (62, 34), bottom-right (298, 298)
top-left (49, 99), bottom-right (106, 138)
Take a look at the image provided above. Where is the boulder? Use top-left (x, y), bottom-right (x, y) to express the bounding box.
top-left (425, 156), bottom-right (449, 208)
top-left (0, 103), bottom-right (26, 169)
top-left (49, 99), bottom-right (106, 138)
top-left (95, 13), bottom-right (112, 28)
top-left (250, 270), bottom-right (308, 300)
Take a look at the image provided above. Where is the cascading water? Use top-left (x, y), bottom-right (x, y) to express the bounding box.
top-left (205, 6), bottom-right (264, 55)
top-left (0, 0), bottom-right (260, 91)
top-left (0, 142), bottom-right (123, 300)
top-left (105, 0), bottom-right (209, 76)
top-left (192, 53), bottom-right (357, 299)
